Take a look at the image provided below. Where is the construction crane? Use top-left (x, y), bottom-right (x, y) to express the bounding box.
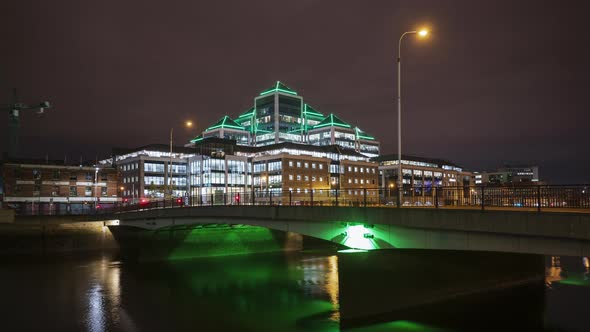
top-left (0, 88), bottom-right (51, 159)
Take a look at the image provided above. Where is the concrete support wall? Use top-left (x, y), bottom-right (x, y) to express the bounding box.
top-left (337, 249), bottom-right (545, 329)
top-left (0, 221), bottom-right (118, 255)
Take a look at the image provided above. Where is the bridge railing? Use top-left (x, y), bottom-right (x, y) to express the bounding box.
top-left (7, 185), bottom-right (590, 216)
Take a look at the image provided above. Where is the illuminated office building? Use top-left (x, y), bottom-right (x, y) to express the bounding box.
top-left (188, 138), bottom-right (379, 205)
top-left (189, 81), bottom-right (380, 157)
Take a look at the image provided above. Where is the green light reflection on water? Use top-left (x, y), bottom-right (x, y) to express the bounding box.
top-left (347, 319), bottom-right (450, 332)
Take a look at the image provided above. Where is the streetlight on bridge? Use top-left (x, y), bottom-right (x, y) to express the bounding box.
top-left (396, 27), bottom-right (430, 207)
top-left (166, 120), bottom-right (194, 200)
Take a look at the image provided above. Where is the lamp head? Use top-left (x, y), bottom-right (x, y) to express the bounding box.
top-left (418, 29), bottom-right (429, 37)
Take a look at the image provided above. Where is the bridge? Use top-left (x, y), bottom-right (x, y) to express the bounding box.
top-left (110, 204), bottom-right (590, 256)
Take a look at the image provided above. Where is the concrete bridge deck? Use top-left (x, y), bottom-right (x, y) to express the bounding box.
top-left (111, 205), bottom-right (590, 256)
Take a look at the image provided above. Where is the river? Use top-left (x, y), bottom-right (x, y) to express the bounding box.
top-left (0, 249), bottom-right (588, 331)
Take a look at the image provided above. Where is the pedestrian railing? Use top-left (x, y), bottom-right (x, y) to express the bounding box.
top-left (7, 185), bottom-right (590, 216)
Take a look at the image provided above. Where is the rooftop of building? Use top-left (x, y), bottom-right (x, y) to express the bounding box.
top-left (259, 81), bottom-right (298, 96)
top-left (194, 137), bottom-right (369, 159)
top-left (0, 158), bottom-right (109, 169)
top-left (372, 154), bottom-right (463, 169)
top-left (112, 144), bottom-right (196, 156)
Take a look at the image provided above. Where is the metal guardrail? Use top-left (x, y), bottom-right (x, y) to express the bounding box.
top-left (7, 185), bottom-right (590, 216)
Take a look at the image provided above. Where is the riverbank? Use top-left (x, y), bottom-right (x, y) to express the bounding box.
top-left (0, 219), bottom-right (118, 255)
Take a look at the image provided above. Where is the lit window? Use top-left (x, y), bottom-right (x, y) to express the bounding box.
top-left (304, 162), bottom-right (309, 168)
top-left (289, 161), bottom-right (294, 167)
top-left (360, 179), bottom-right (364, 184)
top-left (297, 175), bottom-right (301, 181)
top-left (319, 177), bottom-right (323, 182)
top-left (319, 164), bottom-right (324, 170)
top-left (312, 176), bottom-right (316, 181)
top-left (312, 163), bottom-right (316, 169)
top-left (297, 162), bottom-right (301, 168)
top-left (304, 176), bottom-right (309, 181)
top-left (348, 178), bottom-right (352, 184)
top-left (289, 175), bottom-right (294, 180)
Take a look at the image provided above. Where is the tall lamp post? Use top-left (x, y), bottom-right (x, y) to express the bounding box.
top-left (166, 120), bottom-right (193, 201)
top-left (397, 28), bottom-right (429, 207)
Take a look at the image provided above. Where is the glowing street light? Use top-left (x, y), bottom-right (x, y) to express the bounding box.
top-left (167, 120), bottom-right (195, 199)
top-left (396, 27), bottom-right (431, 207)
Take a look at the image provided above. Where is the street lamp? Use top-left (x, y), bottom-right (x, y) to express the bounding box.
top-left (94, 167), bottom-right (99, 209)
top-left (389, 183), bottom-right (394, 201)
top-left (166, 120), bottom-right (194, 200)
top-left (396, 28), bottom-right (429, 207)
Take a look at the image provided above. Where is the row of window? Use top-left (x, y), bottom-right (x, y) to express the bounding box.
top-left (285, 188), bottom-right (379, 196)
top-left (347, 178), bottom-right (375, 185)
top-left (346, 166), bottom-right (376, 174)
top-left (288, 160), bottom-right (325, 170)
top-left (14, 169), bottom-right (107, 181)
top-left (13, 185), bottom-right (108, 197)
top-left (122, 163), bottom-right (139, 171)
top-left (287, 175), bottom-right (325, 182)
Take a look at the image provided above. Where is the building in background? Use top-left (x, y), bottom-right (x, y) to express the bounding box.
top-left (373, 154), bottom-right (474, 205)
top-left (188, 137), bottom-right (379, 205)
top-left (100, 144), bottom-right (195, 202)
top-left (474, 165), bottom-right (540, 185)
top-left (0, 159), bottom-right (120, 214)
top-left (188, 81), bottom-right (380, 158)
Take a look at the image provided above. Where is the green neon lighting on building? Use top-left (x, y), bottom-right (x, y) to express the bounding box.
top-left (259, 81), bottom-right (298, 96)
top-left (236, 107), bottom-right (255, 119)
top-left (235, 107), bottom-right (256, 134)
top-left (205, 116), bottom-right (247, 131)
top-left (302, 104), bottom-right (326, 132)
top-left (190, 135), bottom-right (204, 143)
top-left (355, 127), bottom-right (376, 140)
top-left (303, 104), bottom-right (324, 117)
top-left (311, 114), bottom-right (352, 130)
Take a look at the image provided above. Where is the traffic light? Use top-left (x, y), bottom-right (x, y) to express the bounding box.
top-left (235, 195), bottom-right (240, 203)
top-left (176, 198), bottom-right (183, 206)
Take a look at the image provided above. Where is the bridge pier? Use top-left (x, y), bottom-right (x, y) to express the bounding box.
top-left (337, 249), bottom-right (545, 329)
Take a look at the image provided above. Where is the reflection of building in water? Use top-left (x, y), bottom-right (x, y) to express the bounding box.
top-left (546, 256), bottom-right (563, 286)
top-left (85, 256), bottom-right (127, 332)
top-left (298, 255), bottom-right (340, 320)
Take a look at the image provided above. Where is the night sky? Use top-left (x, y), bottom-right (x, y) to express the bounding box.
top-left (1, 1), bottom-right (589, 183)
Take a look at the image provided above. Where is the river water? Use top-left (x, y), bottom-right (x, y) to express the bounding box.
top-left (0, 250), bottom-right (588, 331)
